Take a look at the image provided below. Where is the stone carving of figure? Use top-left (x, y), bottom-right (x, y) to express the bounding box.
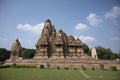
top-left (11, 38), bottom-right (22, 57)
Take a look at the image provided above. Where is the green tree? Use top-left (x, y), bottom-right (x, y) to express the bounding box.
top-left (0, 48), bottom-right (10, 62)
top-left (22, 48), bottom-right (35, 59)
top-left (82, 43), bottom-right (89, 53)
top-left (95, 46), bottom-right (118, 60)
top-left (88, 48), bottom-right (91, 56)
top-left (118, 51), bottom-right (120, 59)
top-left (110, 53), bottom-right (118, 60)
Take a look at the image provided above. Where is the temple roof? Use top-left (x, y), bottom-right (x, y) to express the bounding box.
top-left (67, 35), bottom-right (75, 46)
top-left (75, 38), bottom-right (83, 46)
top-left (36, 19), bottom-right (83, 47)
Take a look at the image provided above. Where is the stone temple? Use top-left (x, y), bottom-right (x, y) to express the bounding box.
top-left (34, 19), bottom-right (84, 59)
top-left (6, 19), bottom-right (120, 69)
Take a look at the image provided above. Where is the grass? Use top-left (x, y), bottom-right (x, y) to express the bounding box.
top-left (0, 68), bottom-right (120, 80)
top-left (83, 70), bottom-right (120, 80)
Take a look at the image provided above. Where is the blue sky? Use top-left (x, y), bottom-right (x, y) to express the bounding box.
top-left (0, 0), bottom-right (120, 53)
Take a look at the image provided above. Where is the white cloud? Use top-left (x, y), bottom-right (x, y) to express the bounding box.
top-left (75, 23), bottom-right (88, 30)
top-left (16, 23), bottom-right (44, 34)
top-left (86, 13), bottom-right (103, 26)
top-left (75, 35), bottom-right (95, 43)
top-left (105, 6), bottom-right (120, 19)
top-left (111, 37), bottom-right (120, 41)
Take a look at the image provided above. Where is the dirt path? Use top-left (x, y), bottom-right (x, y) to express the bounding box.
top-left (80, 70), bottom-right (91, 78)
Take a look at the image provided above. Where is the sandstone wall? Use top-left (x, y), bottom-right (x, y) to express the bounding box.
top-left (6, 58), bottom-right (120, 69)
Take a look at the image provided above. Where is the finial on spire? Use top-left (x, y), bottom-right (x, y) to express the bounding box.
top-left (16, 38), bottom-right (19, 42)
top-left (45, 19), bottom-right (51, 22)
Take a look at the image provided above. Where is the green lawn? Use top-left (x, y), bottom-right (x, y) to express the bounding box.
top-left (0, 68), bottom-right (120, 80)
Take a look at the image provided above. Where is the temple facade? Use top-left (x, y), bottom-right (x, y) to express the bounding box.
top-left (34, 19), bottom-right (84, 59)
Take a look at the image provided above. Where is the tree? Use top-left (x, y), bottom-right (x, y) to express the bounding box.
top-left (82, 43), bottom-right (89, 53)
top-left (0, 48), bottom-right (10, 62)
top-left (22, 48), bottom-right (35, 59)
top-left (118, 50), bottom-right (120, 59)
top-left (110, 53), bottom-right (118, 60)
top-left (95, 46), bottom-right (118, 60)
top-left (88, 48), bottom-right (91, 56)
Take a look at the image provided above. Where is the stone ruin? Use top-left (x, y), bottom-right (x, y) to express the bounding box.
top-left (6, 19), bottom-right (120, 69)
top-left (6, 38), bottom-right (22, 63)
top-left (91, 47), bottom-right (98, 59)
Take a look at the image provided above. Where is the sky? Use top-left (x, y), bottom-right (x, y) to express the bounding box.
top-left (0, 0), bottom-right (120, 53)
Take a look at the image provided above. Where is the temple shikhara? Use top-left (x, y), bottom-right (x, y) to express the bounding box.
top-left (34, 19), bottom-right (84, 59)
top-left (6, 19), bottom-right (120, 69)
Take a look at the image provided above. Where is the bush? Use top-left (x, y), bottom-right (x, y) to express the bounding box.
top-left (57, 66), bottom-right (60, 69)
top-left (99, 64), bottom-right (104, 70)
top-left (91, 67), bottom-right (95, 70)
top-left (0, 65), bottom-right (10, 68)
top-left (12, 63), bottom-right (17, 68)
top-left (81, 65), bottom-right (86, 70)
top-left (111, 66), bottom-right (117, 71)
top-left (64, 67), bottom-right (69, 70)
top-left (74, 68), bottom-right (77, 70)
top-left (0, 62), bottom-right (4, 65)
top-left (40, 64), bottom-right (44, 69)
top-left (16, 65), bottom-right (35, 68)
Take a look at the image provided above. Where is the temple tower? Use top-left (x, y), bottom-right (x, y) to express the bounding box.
top-left (34, 19), bottom-right (56, 58)
top-left (75, 38), bottom-right (84, 57)
top-left (67, 35), bottom-right (76, 57)
top-left (54, 29), bottom-right (65, 57)
top-left (34, 19), bottom-right (84, 59)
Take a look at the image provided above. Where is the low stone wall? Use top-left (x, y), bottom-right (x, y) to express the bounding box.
top-left (5, 58), bottom-right (120, 69)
